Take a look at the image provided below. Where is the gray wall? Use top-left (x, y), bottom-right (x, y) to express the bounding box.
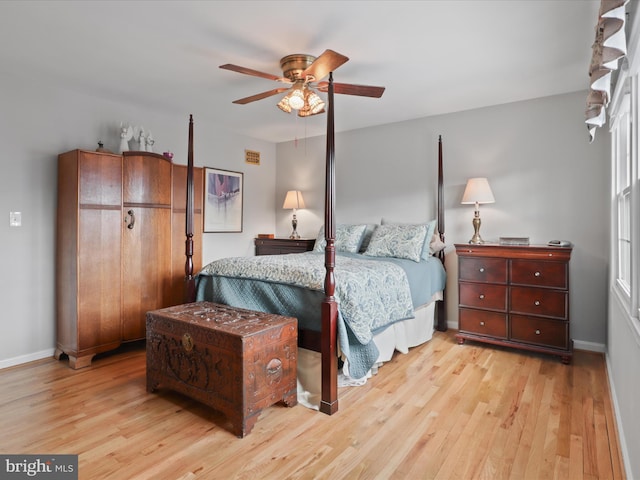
top-left (0, 71), bottom-right (276, 367)
top-left (277, 90), bottom-right (610, 349)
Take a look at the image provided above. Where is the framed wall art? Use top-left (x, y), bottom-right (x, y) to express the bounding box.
top-left (203, 167), bottom-right (244, 232)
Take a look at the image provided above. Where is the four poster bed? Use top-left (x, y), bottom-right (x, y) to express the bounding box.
top-left (182, 74), bottom-right (446, 415)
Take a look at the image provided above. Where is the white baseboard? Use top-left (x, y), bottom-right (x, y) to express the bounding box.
top-left (605, 352), bottom-right (632, 479)
top-left (0, 349), bottom-right (55, 370)
top-left (573, 339), bottom-right (606, 353)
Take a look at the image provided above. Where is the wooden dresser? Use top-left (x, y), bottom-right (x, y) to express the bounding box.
top-left (254, 237), bottom-right (315, 255)
top-left (455, 244), bottom-right (573, 363)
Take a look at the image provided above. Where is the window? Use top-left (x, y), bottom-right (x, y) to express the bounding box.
top-left (613, 91), bottom-right (632, 297)
top-left (610, 72), bottom-right (639, 317)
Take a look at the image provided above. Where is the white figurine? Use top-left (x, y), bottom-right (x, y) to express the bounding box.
top-left (119, 123), bottom-right (133, 153)
top-left (137, 126), bottom-right (146, 152)
top-left (145, 131), bottom-right (155, 152)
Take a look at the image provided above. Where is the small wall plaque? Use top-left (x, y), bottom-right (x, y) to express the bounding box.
top-left (245, 149), bottom-right (260, 165)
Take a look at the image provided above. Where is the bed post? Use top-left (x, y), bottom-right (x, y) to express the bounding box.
top-left (185, 114), bottom-right (196, 303)
top-left (321, 72), bottom-right (339, 415)
top-left (436, 135), bottom-right (447, 332)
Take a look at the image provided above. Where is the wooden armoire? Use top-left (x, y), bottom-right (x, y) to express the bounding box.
top-left (55, 149), bottom-right (203, 368)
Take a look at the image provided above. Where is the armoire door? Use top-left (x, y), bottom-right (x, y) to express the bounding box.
top-left (122, 152), bottom-right (172, 341)
top-left (56, 150), bottom-right (123, 368)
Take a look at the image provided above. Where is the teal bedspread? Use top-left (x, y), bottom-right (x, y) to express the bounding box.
top-left (195, 251), bottom-right (445, 378)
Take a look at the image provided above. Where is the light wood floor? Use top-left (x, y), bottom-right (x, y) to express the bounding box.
top-left (0, 330), bottom-right (624, 480)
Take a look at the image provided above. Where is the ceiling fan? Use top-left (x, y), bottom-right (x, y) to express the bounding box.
top-left (219, 49), bottom-right (385, 117)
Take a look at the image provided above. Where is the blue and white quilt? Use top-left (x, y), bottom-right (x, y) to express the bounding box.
top-left (195, 251), bottom-right (444, 378)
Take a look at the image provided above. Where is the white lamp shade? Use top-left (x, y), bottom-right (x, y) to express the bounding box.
top-left (461, 178), bottom-right (495, 205)
top-left (283, 190), bottom-right (306, 209)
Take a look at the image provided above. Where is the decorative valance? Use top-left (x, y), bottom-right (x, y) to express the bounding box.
top-left (585, 0), bottom-right (629, 142)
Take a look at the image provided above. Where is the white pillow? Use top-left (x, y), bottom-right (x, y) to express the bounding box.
top-left (429, 228), bottom-right (446, 254)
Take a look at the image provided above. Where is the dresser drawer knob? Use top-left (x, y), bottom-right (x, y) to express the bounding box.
top-left (479, 267), bottom-right (485, 273)
top-left (535, 329), bottom-right (541, 335)
top-left (534, 271), bottom-right (541, 277)
top-left (480, 321), bottom-right (485, 326)
top-left (534, 300), bottom-right (541, 306)
top-left (479, 294), bottom-right (485, 300)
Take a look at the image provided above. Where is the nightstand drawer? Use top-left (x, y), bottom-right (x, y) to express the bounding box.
top-left (511, 315), bottom-right (568, 349)
top-left (459, 309), bottom-right (507, 339)
top-left (510, 260), bottom-right (567, 289)
top-left (255, 238), bottom-right (315, 255)
top-left (459, 257), bottom-right (507, 284)
top-left (459, 283), bottom-right (507, 311)
top-left (510, 286), bottom-right (567, 319)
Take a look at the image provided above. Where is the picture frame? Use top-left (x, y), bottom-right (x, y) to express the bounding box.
top-left (203, 167), bottom-right (244, 233)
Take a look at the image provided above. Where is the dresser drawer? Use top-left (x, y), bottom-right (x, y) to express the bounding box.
top-left (254, 238), bottom-right (315, 255)
top-left (459, 309), bottom-right (507, 339)
top-left (510, 286), bottom-right (568, 319)
top-left (510, 260), bottom-right (568, 289)
top-left (510, 314), bottom-right (569, 349)
top-left (459, 283), bottom-right (507, 311)
top-left (459, 257), bottom-right (507, 284)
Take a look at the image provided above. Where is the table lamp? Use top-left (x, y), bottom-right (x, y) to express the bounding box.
top-left (283, 190), bottom-right (306, 239)
top-left (461, 177), bottom-right (495, 244)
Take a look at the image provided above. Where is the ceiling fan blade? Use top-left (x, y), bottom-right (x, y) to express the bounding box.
top-left (303, 50), bottom-right (349, 81)
top-left (232, 88), bottom-right (290, 104)
top-left (220, 64), bottom-right (290, 83)
top-left (316, 82), bottom-right (385, 98)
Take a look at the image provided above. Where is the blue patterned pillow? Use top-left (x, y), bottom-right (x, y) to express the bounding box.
top-left (313, 224), bottom-right (368, 253)
top-left (363, 223), bottom-right (428, 262)
top-left (381, 219), bottom-right (436, 261)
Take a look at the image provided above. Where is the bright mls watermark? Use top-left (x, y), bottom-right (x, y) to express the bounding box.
top-left (1, 455), bottom-right (78, 479)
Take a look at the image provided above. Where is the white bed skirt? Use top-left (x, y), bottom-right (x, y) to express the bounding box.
top-left (297, 294), bottom-right (442, 410)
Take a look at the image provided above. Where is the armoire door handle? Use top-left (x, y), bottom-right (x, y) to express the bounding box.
top-left (125, 209), bottom-right (135, 229)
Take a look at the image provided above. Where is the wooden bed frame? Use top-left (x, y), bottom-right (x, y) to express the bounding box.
top-left (183, 74), bottom-right (445, 415)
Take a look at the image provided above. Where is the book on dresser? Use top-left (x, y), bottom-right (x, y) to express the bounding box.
top-left (454, 243), bottom-right (573, 364)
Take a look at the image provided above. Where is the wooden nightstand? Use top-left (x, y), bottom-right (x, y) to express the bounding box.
top-left (254, 237), bottom-right (315, 256)
top-left (455, 243), bottom-right (573, 364)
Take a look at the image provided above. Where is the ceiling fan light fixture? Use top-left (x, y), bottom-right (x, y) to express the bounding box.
top-left (306, 90), bottom-right (325, 114)
top-left (288, 88), bottom-right (305, 110)
top-left (277, 96), bottom-right (292, 113)
top-left (298, 105), bottom-right (325, 117)
top-left (298, 89), bottom-right (325, 117)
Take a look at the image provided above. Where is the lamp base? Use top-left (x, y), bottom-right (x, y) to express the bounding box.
top-left (468, 213), bottom-right (485, 244)
top-left (289, 215), bottom-right (300, 239)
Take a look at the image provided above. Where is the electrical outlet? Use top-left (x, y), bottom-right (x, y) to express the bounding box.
top-left (9, 212), bottom-right (21, 227)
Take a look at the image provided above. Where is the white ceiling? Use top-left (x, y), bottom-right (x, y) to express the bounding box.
top-left (1, 0), bottom-right (600, 143)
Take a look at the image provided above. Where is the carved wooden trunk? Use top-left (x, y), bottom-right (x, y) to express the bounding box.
top-left (146, 302), bottom-right (297, 437)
